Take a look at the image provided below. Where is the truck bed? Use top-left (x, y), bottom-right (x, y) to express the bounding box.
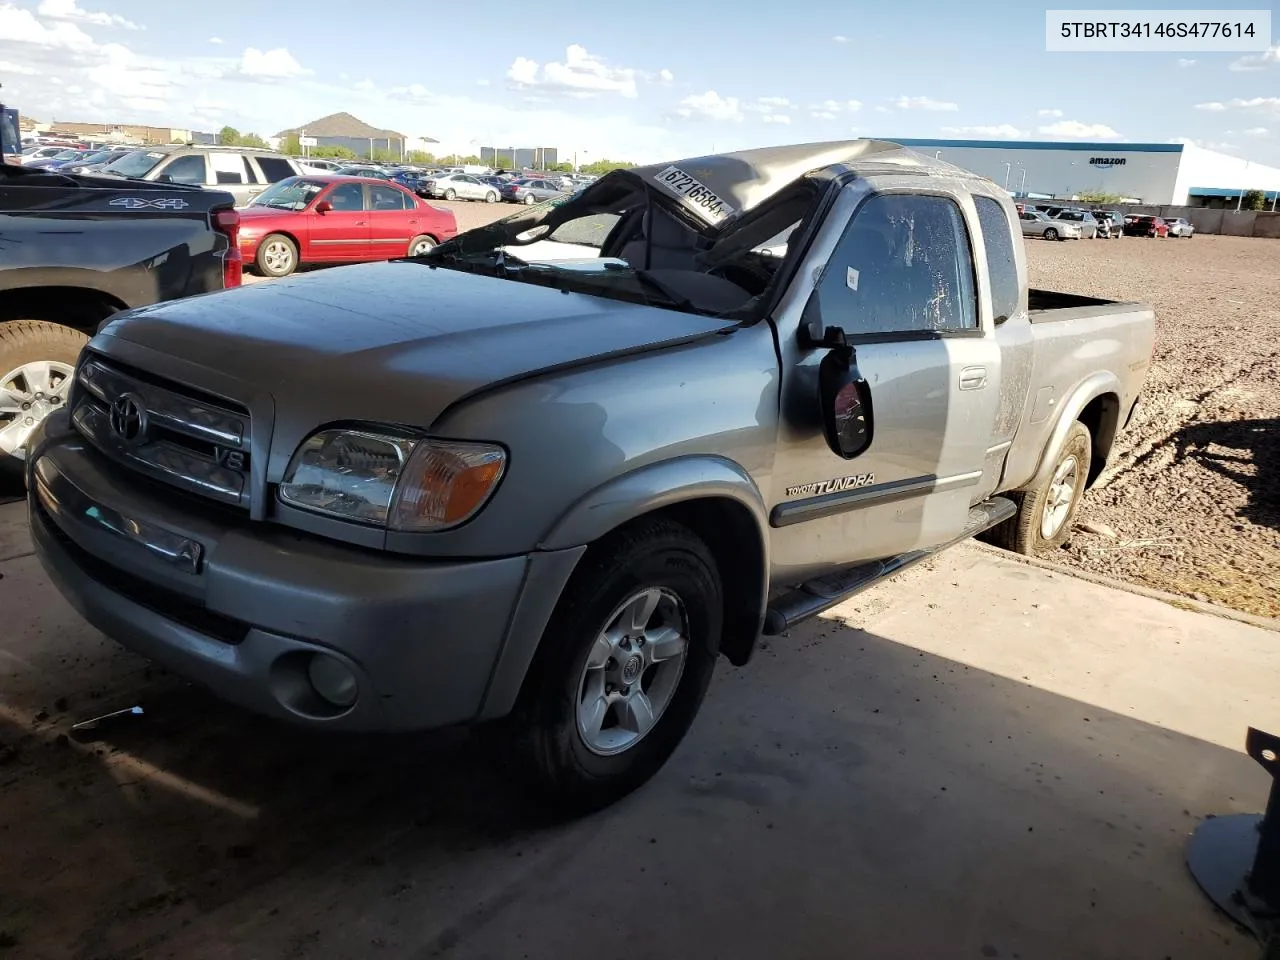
top-left (1028, 288), bottom-right (1146, 323)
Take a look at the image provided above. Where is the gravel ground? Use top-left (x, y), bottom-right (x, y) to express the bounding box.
top-left (1023, 234), bottom-right (1279, 619)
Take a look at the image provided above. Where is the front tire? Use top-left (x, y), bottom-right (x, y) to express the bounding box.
top-left (0, 321), bottom-right (87, 480)
top-left (504, 518), bottom-right (723, 814)
top-left (983, 421), bottom-right (1092, 555)
top-left (443, 188), bottom-right (456, 201)
top-left (255, 234), bottom-right (298, 277)
top-left (1044, 227), bottom-right (1059, 241)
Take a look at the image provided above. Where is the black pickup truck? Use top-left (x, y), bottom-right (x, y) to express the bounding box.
top-left (0, 164), bottom-right (242, 476)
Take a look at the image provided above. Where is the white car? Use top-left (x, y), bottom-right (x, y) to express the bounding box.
top-left (1167, 217), bottom-right (1195, 238)
top-left (424, 173), bottom-right (501, 203)
top-left (1018, 210), bottom-right (1081, 241)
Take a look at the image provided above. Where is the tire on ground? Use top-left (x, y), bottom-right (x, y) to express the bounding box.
top-left (255, 233), bottom-right (298, 278)
top-left (981, 420), bottom-right (1093, 556)
top-left (502, 516), bottom-right (723, 815)
top-left (0, 320), bottom-right (89, 480)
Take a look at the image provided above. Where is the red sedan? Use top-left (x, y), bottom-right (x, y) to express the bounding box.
top-left (238, 175), bottom-right (458, 277)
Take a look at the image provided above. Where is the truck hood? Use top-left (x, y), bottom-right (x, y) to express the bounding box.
top-left (94, 260), bottom-right (732, 432)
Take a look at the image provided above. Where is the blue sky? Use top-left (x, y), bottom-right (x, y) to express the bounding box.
top-left (1, 0), bottom-right (1277, 163)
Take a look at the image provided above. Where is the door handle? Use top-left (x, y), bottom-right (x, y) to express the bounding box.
top-left (959, 366), bottom-right (988, 391)
top-left (355, 220), bottom-right (367, 226)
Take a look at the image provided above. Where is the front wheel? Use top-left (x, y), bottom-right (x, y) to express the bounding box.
top-left (1044, 227), bottom-right (1059, 241)
top-left (0, 321), bottom-right (87, 480)
top-left (255, 233), bottom-right (298, 277)
top-left (443, 188), bottom-right (456, 201)
top-left (983, 421), bottom-right (1092, 555)
top-left (503, 518), bottom-right (723, 814)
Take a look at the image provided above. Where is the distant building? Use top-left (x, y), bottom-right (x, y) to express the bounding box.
top-left (480, 146), bottom-right (559, 170)
top-left (39, 121), bottom-right (215, 145)
top-left (274, 112), bottom-right (436, 160)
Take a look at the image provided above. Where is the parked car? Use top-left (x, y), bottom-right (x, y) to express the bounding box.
top-left (23, 148), bottom-right (92, 170)
top-left (98, 145), bottom-right (306, 207)
top-left (424, 173), bottom-right (501, 203)
top-left (62, 147), bottom-right (132, 174)
top-left (18, 145), bottom-right (67, 165)
top-left (1045, 208), bottom-right (1100, 239)
top-left (25, 140), bottom-right (1155, 812)
top-left (1090, 210), bottom-right (1125, 239)
top-left (239, 175), bottom-right (457, 277)
top-left (1123, 215), bottom-right (1169, 238)
top-left (297, 157), bottom-right (343, 172)
top-left (500, 177), bottom-right (568, 205)
top-left (334, 166), bottom-right (395, 181)
top-left (1167, 217), bottom-right (1195, 238)
top-left (0, 161), bottom-right (240, 477)
top-left (1019, 209), bottom-right (1080, 240)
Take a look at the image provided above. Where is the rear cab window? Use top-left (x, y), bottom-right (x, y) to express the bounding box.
top-left (973, 196), bottom-right (1021, 324)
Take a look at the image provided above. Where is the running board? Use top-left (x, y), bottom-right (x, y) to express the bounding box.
top-left (762, 496), bottom-right (1018, 636)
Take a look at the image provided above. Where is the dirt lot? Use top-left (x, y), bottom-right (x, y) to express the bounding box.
top-left (1023, 235), bottom-right (1279, 618)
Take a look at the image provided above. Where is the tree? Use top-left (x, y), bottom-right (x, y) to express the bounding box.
top-left (550, 162), bottom-right (573, 172)
top-left (217, 125), bottom-right (241, 146)
top-left (1077, 191), bottom-right (1123, 204)
top-left (283, 133), bottom-right (301, 155)
top-left (405, 150), bottom-right (435, 164)
top-left (493, 155), bottom-right (513, 170)
top-left (580, 158), bottom-right (635, 176)
top-left (1241, 189), bottom-right (1266, 211)
top-left (240, 132), bottom-right (268, 149)
top-left (311, 145), bottom-right (356, 159)
top-left (371, 147), bottom-right (401, 164)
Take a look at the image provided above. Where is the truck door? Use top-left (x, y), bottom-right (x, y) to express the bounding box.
top-left (768, 187), bottom-right (1002, 582)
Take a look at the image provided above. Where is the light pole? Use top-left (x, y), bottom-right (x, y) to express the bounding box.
top-left (1017, 163), bottom-right (1026, 195)
top-left (1002, 161), bottom-right (1011, 190)
top-left (1236, 161), bottom-right (1251, 211)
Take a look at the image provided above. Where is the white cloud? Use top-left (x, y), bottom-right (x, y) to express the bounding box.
top-left (0, 58), bottom-right (37, 74)
top-left (476, 78), bottom-right (490, 86)
top-left (833, 35), bottom-right (848, 42)
top-left (208, 36), bottom-right (223, 44)
top-left (1196, 97), bottom-right (1280, 118)
top-left (1177, 58), bottom-right (1196, 67)
top-left (846, 99), bottom-right (862, 112)
top-left (674, 90), bottom-right (743, 122)
top-left (942, 124), bottom-right (1026, 138)
top-left (658, 68), bottom-right (674, 83)
top-left (389, 82), bottom-right (436, 104)
top-left (893, 95), bottom-right (959, 111)
top-left (757, 95), bottom-right (791, 108)
top-left (36, 0), bottom-right (139, 30)
top-left (239, 46), bottom-right (310, 80)
top-left (506, 44), bottom-right (642, 98)
top-left (1230, 45), bottom-right (1279, 71)
top-left (874, 105), bottom-right (890, 113)
top-left (1037, 108), bottom-right (1063, 118)
top-left (85, 42), bottom-right (174, 108)
top-left (0, 4), bottom-right (96, 50)
top-left (811, 111), bottom-right (838, 120)
top-left (1244, 126), bottom-right (1269, 136)
top-left (354, 78), bottom-right (375, 91)
top-left (1195, 101), bottom-right (1227, 111)
top-left (763, 114), bottom-right (791, 125)
top-left (1038, 119), bottom-right (1121, 138)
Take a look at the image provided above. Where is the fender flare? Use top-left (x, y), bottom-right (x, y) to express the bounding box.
top-left (538, 455), bottom-right (771, 554)
top-left (1021, 371), bottom-right (1123, 493)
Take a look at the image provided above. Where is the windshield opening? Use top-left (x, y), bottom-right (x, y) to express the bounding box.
top-left (250, 178), bottom-right (327, 210)
top-left (102, 150), bottom-right (166, 179)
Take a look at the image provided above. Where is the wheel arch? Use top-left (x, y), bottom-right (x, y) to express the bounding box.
top-left (257, 229), bottom-right (301, 266)
top-left (1021, 372), bottom-right (1123, 493)
top-left (0, 285), bottom-right (129, 336)
top-left (477, 457), bottom-right (771, 722)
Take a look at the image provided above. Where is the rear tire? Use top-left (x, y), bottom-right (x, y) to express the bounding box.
top-left (407, 235), bottom-right (436, 257)
top-left (502, 518), bottom-right (722, 815)
top-left (0, 320), bottom-right (88, 482)
top-left (485, 191), bottom-right (498, 203)
top-left (982, 421), bottom-right (1092, 556)
top-left (524, 193), bottom-right (538, 205)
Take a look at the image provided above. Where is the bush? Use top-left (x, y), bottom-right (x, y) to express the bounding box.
top-left (1242, 189), bottom-right (1266, 211)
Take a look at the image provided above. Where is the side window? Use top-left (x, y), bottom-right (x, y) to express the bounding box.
top-left (209, 151), bottom-right (248, 184)
top-left (158, 154), bottom-right (207, 185)
top-left (327, 182), bottom-right (365, 211)
top-left (817, 193), bottom-right (978, 335)
top-left (369, 184), bottom-right (407, 210)
top-left (974, 196), bottom-right (1021, 325)
top-left (255, 156), bottom-right (297, 183)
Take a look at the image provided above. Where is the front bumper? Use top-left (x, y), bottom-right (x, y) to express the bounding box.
top-left (27, 418), bottom-right (576, 732)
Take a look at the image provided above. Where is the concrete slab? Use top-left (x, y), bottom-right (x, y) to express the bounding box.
top-left (0, 502), bottom-right (1274, 960)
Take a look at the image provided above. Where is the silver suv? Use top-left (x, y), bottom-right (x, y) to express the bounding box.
top-left (98, 145), bottom-right (305, 206)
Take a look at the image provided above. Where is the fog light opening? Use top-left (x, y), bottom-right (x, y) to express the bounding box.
top-left (307, 653), bottom-right (358, 708)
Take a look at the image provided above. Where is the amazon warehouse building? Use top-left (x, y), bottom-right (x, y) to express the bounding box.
top-left (886, 138), bottom-right (1280, 208)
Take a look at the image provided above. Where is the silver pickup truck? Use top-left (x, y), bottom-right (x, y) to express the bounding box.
top-left (26, 140), bottom-right (1155, 811)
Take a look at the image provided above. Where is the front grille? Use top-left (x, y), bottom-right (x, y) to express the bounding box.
top-left (71, 354), bottom-right (252, 510)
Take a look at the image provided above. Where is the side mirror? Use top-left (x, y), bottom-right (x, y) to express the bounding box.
top-left (314, 200), bottom-right (333, 214)
top-left (817, 330), bottom-right (874, 460)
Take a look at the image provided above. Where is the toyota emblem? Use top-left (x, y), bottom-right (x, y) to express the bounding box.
top-left (109, 394), bottom-right (148, 444)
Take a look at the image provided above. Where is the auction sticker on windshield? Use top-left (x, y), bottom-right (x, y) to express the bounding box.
top-left (652, 166), bottom-right (734, 225)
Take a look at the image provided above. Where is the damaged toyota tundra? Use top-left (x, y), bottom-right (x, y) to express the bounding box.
top-left (26, 140), bottom-right (1155, 811)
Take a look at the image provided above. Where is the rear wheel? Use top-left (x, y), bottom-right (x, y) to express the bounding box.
top-left (256, 234), bottom-right (298, 277)
top-left (407, 235), bottom-right (436, 257)
top-left (502, 518), bottom-right (722, 815)
top-left (524, 193), bottom-right (538, 205)
top-left (485, 191), bottom-right (498, 203)
top-left (0, 321), bottom-right (87, 480)
top-left (982, 421), bottom-right (1092, 555)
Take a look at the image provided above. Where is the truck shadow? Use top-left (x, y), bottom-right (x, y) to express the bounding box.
top-left (0, 603), bottom-right (1265, 960)
top-left (1173, 416), bottom-right (1279, 531)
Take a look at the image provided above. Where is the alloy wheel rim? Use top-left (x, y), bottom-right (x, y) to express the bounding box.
top-left (0, 360), bottom-right (75, 458)
top-left (1041, 455), bottom-right (1079, 540)
top-left (575, 587), bottom-right (689, 757)
top-left (263, 240), bottom-right (292, 273)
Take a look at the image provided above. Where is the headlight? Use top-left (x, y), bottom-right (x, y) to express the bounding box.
top-left (278, 429), bottom-right (506, 531)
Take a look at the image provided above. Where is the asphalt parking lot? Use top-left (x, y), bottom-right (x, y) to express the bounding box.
top-left (2, 496), bottom-right (1276, 959)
